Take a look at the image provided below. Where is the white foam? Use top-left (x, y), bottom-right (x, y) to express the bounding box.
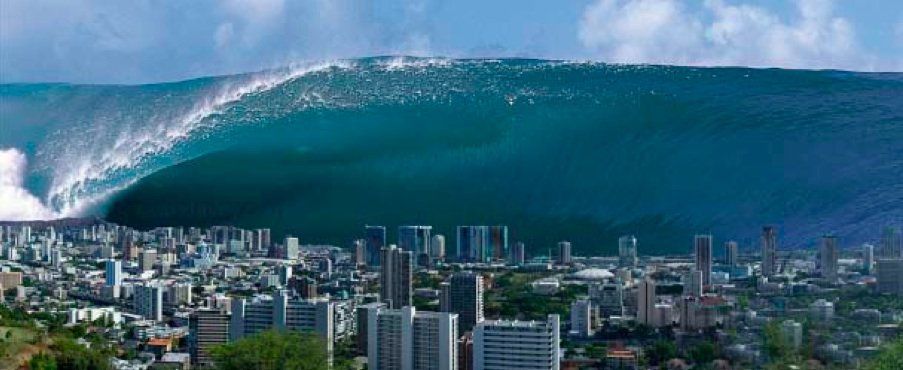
top-left (0, 148), bottom-right (58, 220)
top-left (40, 60), bottom-right (352, 217)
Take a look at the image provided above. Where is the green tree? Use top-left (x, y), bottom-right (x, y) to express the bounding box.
top-left (50, 337), bottom-right (113, 370)
top-left (211, 330), bottom-right (334, 370)
top-left (644, 340), bottom-right (678, 366)
top-left (29, 352), bottom-right (58, 370)
top-left (763, 320), bottom-right (787, 361)
top-left (864, 338), bottom-right (903, 370)
top-left (689, 342), bottom-right (716, 365)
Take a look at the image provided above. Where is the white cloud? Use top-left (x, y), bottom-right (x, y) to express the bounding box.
top-left (578, 0), bottom-right (882, 71)
top-left (0, 148), bottom-right (57, 221)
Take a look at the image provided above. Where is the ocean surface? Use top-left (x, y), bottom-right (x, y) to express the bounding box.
top-left (2, 57), bottom-right (902, 254)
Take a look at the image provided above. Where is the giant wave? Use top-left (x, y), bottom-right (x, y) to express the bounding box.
top-left (2, 57), bottom-right (902, 253)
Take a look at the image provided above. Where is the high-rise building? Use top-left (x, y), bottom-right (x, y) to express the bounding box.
top-left (880, 226), bottom-right (902, 259)
top-left (762, 226), bottom-right (778, 277)
top-left (366, 226), bottom-right (387, 266)
top-left (284, 237), bottom-right (299, 260)
top-left (430, 234), bottom-right (446, 260)
top-left (367, 306), bottom-right (458, 370)
top-left (277, 265), bottom-right (293, 286)
top-left (135, 284), bottom-right (164, 321)
top-left (589, 282), bottom-right (624, 318)
top-left (819, 235), bottom-right (839, 281)
top-left (356, 302), bottom-right (387, 356)
top-left (618, 236), bottom-right (638, 268)
top-left (556, 241), bottom-right (572, 265)
top-left (694, 235), bottom-right (713, 287)
top-left (637, 279), bottom-right (656, 326)
top-left (509, 242), bottom-right (526, 266)
top-left (683, 269), bottom-right (703, 297)
top-left (189, 309), bottom-right (230, 368)
top-left (876, 259), bottom-right (903, 295)
top-left (105, 260), bottom-right (122, 287)
top-left (380, 245), bottom-right (413, 309)
top-left (487, 226), bottom-right (508, 261)
top-left (781, 320), bottom-right (803, 349)
top-left (139, 249), bottom-right (158, 271)
top-left (724, 240), bottom-right (739, 266)
top-left (569, 299), bottom-right (593, 337)
top-left (167, 283), bottom-right (193, 306)
top-left (399, 226), bottom-right (432, 266)
top-left (439, 272), bottom-right (484, 334)
top-left (863, 244), bottom-right (875, 273)
top-left (457, 226), bottom-right (487, 262)
top-left (230, 291), bottom-right (351, 355)
top-left (473, 315), bottom-right (560, 370)
top-left (254, 228), bottom-right (271, 251)
top-left (354, 239), bottom-right (367, 266)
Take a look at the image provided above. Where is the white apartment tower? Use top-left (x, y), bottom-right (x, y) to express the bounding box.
top-left (473, 315), bottom-right (560, 370)
top-left (367, 306), bottom-right (458, 370)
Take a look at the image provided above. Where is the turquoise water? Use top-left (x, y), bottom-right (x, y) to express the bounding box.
top-left (2, 57), bottom-right (902, 254)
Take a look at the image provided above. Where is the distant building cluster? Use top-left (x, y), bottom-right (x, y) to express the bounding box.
top-left (1, 221), bottom-right (902, 370)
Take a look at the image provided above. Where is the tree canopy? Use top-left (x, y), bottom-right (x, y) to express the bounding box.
top-left (211, 330), bottom-right (333, 370)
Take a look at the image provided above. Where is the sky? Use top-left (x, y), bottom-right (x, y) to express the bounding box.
top-left (1, 0), bottom-right (902, 84)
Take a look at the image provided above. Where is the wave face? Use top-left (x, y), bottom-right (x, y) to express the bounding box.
top-left (2, 57), bottom-right (902, 253)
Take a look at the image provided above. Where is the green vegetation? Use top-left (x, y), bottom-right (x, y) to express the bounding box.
top-left (485, 272), bottom-right (585, 320)
top-left (864, 338), bottom-right (903, 370)
top-left (212, 329), bottom-right (349, 370)
top-left (643, 340), bottom-right (678, 367)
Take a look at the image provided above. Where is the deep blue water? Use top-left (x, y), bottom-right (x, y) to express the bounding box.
top-left (2, 57), bottom-right (902, 254)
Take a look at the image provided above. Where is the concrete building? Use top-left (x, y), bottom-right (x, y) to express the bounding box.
top-left (569, 299), bottom-right (593, 337)
top-left (694, 235), bottom-right (713, 287)
top-left (473, 315), bottom-right (560, 370)
top-left (819, 235), bottom-right (839, 282)
top-left (367, 306), bottom-right (458, 370)
top-left (556, 241), bottom-right (572, 265)
top-left (510, 242), bottom-right (526, 266)
top-left (810, 299), bottom-right (835, 321)
top-left (104, 260), bottom-right (122, 286)
top-left (618, 235), bottom-right (637, 268)
top-left (439, 272), bottom-right (484, 334)
top-left (637, 279), bottom-right (656, 326)
top-left (190, 309), bottom-right (230, 367)
top-left (139, 249), bottom-right (158, 271)
top-left (284, 237), bottom-right (299, 260)
top-left (356, 302), bottom-right (387, 356)
top-left (684, 269), bottom-right (703, 297)
top-left (135, 284), bottom-right (164, 321)
top-left (430, 234), bottom-right (446, 260)
top-left (0, 272), bottom-right (22, 290)
top-left (880, 226), bottom-right (902, 259)
top-left (230, 291), bottom-right (348, 354)
top-left (724, 240), bottom-right (739, 266)
top-left (876, 259), bottom-right (903, 295)
top-left (762, 226), bottom-right (778, 277)
top-left (863, 244), bottom-right (875, 273)
top-left (781, 320), bottom-right (803, 349)
top-left (590, 282), bottom-right (624, 318)
top-left (381, 245), bottom-right (413, 309)
top-left (366, 226), bottom-right (387, 267)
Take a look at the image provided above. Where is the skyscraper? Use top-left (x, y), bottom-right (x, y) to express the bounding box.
top-left (876, 259), bottom-right (903, 295)
top-left (366, 226), bottom-right (387, 266)
top-left (398, 226), bottom-right (432, 254)
top-left (439, 272), bottom-right (484, 334)
top-left (189, 309), bottom-right (230, 368)
top-left (863, 244), bottom-right (875, 273)
top-left (473, 315), bottom-right (560, 370)
top-left (618, 235), bottom-right (638, 268)
top-left (380, 245), bottom-right (413, 309)
top-left (284, 237), bottom-right (299, 260)
top-left (487, 226), bottom-right (508, 261)
top-left (683, 269), bottom-right (703, 297)
top-left (569, 299), bottom-right (593, 337)
top-left (457, 226), bottom-right (485, 262)
top-left (694, 234), bottom-right (713, 287)
top-left (135, 284), bottom-right (164, 321)
top-left (637, 279), bottom-right (656, 326)
top-left (430, 234), bottom-right (446, 260)
top-left (762, 226), bottom-right (778, 277)
top-left (509, 242), bottom-right (526, 266)
top-left (556, 241), bottom-right (572, 265)
top-left (139, 249), bottom-right (157, 271)
top-left (880, 226), bottom-right (902, 259)
top-left (367, 306), bottom-right (458, 370)
top-left (819, 235), bottom-right (839, 281)
top-left (105, 259), bottom-right (122, 287)
top-left (724, 240), bottom-right (739, 266)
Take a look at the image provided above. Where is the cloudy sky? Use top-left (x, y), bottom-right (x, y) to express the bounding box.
top-left (1, 0), bottom-right (902, 83)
